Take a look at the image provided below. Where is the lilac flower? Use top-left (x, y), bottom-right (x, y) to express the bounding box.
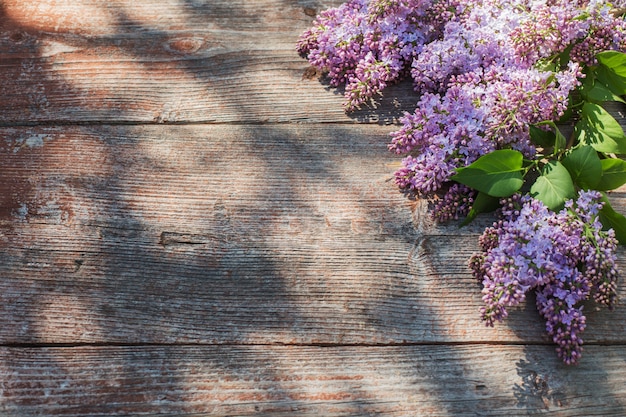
top-left (297, 0), bottom-right (435, 110)
top-left (298, 0), bottom-right (626, 111)
top-left (390, 86), bottom-right (493, 193)
top-left (431, 184), bottom-right (476, 222)
top-left (411, 1), bottom-right (522, 93)
top-left (470, 191), bottom-right (619, 364)
top-left (390, 59), bottom-right (582, 193)
top-left (569, 1), bottom-right (626, 66)
top-left (300, 0), bottom-right (625, 365)
top-left (511, 3), bottom-right (589, 65)
top-left (482, 63), bottom-right (582, 152)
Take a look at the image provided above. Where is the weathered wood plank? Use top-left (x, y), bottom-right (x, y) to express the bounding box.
top-left (1, 233), bottom-right (624, 346)
top-left (0, 0), bottom-right (418, 124)
top-left (1, 0), bottom-right (623, 415)
top-left (0, 125), bottom-right (624, 346)
top-left (0, 124), bottom-right (413, 229)
top-left (1, 345), bottom-right (625, 416)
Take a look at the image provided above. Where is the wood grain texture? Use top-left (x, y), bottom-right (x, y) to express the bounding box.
top-left (1, 345), bottom-right (626, 416)
top-left (0, 125), bottom-right (624, 347)
top-left (2, 0), bottom-right (626, 415)
top-left (0, 0), bottom-right (418, 124)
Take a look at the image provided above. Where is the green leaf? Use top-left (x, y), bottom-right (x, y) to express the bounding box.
top-left (561, 145), bottom-right (602, 189)
top-left (581, 79), bottom-right (626, 104)
top-left (597, 158), bottom-right (626, 191)
top-left (576, 102), bottom-right (626, 153)
top-left (533, 121), bottom-right (567, 152)
top-left (597, 51), bottom-right (626, 77)
top-left (596, 62), bottom-right (626, 96)
top-left (451, 150), bottom-right (524, 197)
top-left (599, 193), bottom-right (626, 245)
top-left (596, 51), bottom-right (626, 96)
top-left (461, 192), bottom-right (500, 226)
top-left (530, 161), bottom-right (576, 211)
top-left (529, 124), bottom-right (555, 148)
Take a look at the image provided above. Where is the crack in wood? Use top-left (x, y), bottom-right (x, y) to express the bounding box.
top-left (159, 231), bottom-right (223, 246)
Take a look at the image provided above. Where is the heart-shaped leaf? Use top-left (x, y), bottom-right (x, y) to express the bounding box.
top-left (596, 51), bottom-right (626, 95)
top-left (597, 158), bottom-right (626, 191)
top-left (576, 102), bottom-right (626, 154)
top-left (530, 161), bottom-right (576, 211)
top-left (561, 145), bottom-right (602, 189)
top-left (451, 150), bottom-right (524, 197)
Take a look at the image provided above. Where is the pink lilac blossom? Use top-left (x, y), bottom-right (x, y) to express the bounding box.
top-left (469, 191), bottom-right (619, 364)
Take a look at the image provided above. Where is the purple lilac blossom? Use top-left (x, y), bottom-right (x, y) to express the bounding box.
top-left (482, 63), bottom-right (582, 151)
top-left (469, 191), bottom-right (619, 364)
top-left (300, 0), bottom-right (624, 197)
top-left (511, 3), bottom-right (590, 65)
top-left (431, 184), bottom-right (476, 222)
top-left (298, 0), bottom-right (626, 111)
top-left (391, 61), bottom-right (582, 193)
top-left (390, 86), bottom-right (493, 193)
top-left (510, 1), bottom-right (626, 67)
top-left (388, 0), bottom-right (593, 194)
top-left (411, 0), bottom-right (523, 92)
top-left (300, 0), bottom-right (625, 365)
top-left (297, 0), bottom-right (441, 110)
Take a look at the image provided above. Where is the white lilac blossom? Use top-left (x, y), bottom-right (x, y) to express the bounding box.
top-left (469, 191), bottom-right (618, 364)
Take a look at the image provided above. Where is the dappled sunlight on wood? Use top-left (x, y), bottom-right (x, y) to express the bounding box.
top-left (0, 0), bottom-right (625, 414)
top-left (0, 0), bottom-right (356, 123)
top-left (3, 0), bottom-right (117, 34)
top-left (0, 129), bottom-right (114, 226)
top-left (33, 44), bottom-right (224, 123)
top-left (173, 346), bottom-right (453, 415)
top-left (34, 293), bottom-right (106, 342)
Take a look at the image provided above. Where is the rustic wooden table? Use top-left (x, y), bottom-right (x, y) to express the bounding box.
top-left (0, 0), bottom-right (625, 415)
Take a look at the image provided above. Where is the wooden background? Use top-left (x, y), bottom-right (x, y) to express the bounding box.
top-left (0, 0), bottom-right (625, 415)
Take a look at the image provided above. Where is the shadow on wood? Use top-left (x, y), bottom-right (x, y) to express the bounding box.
top-left (0, 0), bottom-right (626, 416)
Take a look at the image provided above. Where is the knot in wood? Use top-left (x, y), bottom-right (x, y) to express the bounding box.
top-left (165, 37), bottom-right (205, 54)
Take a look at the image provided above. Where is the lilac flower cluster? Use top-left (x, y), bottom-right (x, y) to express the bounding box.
top-left (297, 0), bottom-right (450, 109)
top-left (431, 184), bottom-right (476, 222)
top-left (390, 0), bottom-right (599, 197)
top-left (512, 1), bottom-right (626, 66)
top-left (390, 87), bottom-right (493, 193)
top-left (469, 191), bottom-right (618, 364)
top-left (298, 0), bottom-right (626, 199)
top-left (299, 0), bottom-right (626, 364)
top-left (390, 61), bottom-right (583, 193)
